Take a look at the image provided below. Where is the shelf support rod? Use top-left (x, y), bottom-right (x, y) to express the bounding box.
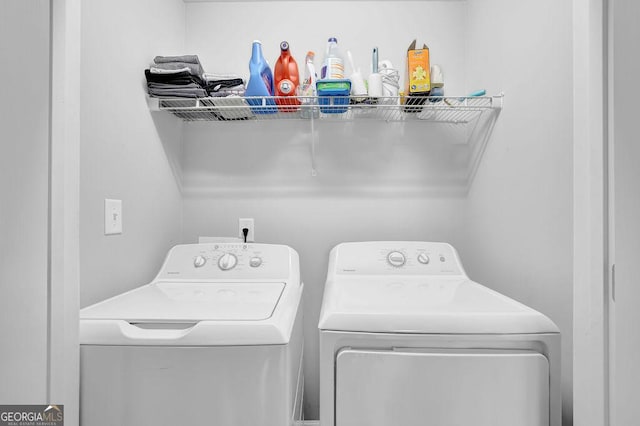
top-left (310, 112), bottom-right (317, 176)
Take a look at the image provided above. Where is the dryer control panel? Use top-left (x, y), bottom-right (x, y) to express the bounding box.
top-left (333, 241), bottom-right (464, 276)
top-left (156, 243), bottom-right (298, 281)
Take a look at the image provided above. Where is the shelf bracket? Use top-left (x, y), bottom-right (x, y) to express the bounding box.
top-left (466, 108), bottom-right (501, 189)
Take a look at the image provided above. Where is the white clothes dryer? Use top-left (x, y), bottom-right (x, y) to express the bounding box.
top-left (80, 243), bottom-right (303, 426)
top-left (318, 241), bottom-right (560, 426)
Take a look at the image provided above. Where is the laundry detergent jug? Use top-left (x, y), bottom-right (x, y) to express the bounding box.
top-left (245, 40), bottom-right (276, 114)
top-left (274, 41), bottom-right (301, 112)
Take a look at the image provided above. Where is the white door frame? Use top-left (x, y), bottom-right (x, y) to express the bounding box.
top-left (47, 1), bottom-right (609, 425)
top-left (49, 0), bottom-right (81, 425)
top-left (573, 0), bottom-right (610, 425)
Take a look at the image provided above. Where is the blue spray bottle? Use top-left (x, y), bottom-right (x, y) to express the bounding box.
top-left (245, 40), bottom-right (277, 114)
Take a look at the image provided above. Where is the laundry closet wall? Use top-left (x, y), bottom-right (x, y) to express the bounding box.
top-left (78, 0), bottom-right (574, 423)
top-left (461, 0), bottom-right (573, 422)
top-left (80, 0), bottom-right (185, 307)
top-left (0, 0), bottom-right (51, 403)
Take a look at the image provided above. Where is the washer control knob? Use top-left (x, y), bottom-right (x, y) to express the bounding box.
top-left (218, 253), bottom-right (238, 271)
top-left (193, 255), bottom-right (207, 268)
top-left (249, 257), bottom-right (263, 268)
top-left (417, 253), bottom-right (430, 264)
top-left (387, 251), bottom-right (406, 267)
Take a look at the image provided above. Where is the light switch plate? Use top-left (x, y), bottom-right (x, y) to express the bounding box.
top-left (105, 199), bottom-right (122, 235)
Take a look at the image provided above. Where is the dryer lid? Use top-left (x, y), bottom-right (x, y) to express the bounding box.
top-left (81, 281), bottom-right (285, 322)
top-left (318, 278), bottom-right (559, 334)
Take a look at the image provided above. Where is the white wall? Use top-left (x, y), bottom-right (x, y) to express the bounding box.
top-left (80, 0), bottom-right (186, 307)
top-left (181, 120), bottom-right (482, 196)
top-left (186, 1), bottom-right (468, 95)
top-left (463, 1), bottom-right (574, 424)
top-left (76, 0), bottom-right (574, 422)
top-left (0, 0), bottom-right (50, 403)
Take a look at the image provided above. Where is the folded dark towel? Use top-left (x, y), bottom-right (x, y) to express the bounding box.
top-left (147, 77), bottom-right (200, 86)
top-left (145, 69), bottom-right (205, 87)
top-left (148, 82), bottom-right (204, 90)
top-left (154, 55), bottom-right (200, 64)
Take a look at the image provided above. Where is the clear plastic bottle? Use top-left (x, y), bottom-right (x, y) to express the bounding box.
top-left (321, 37), bottom-right (345, 80)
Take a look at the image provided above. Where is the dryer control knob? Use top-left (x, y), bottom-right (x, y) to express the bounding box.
top-left (193, 255), bottom-right (207, 268)
top-left (417, 253), bottom-right (430, 264)
top-left (218, 253), bottom-right (238, 271)
top-left (249, 257), bottom-right (262, 268)
top-left (387, 251), bottom-right (406, 267)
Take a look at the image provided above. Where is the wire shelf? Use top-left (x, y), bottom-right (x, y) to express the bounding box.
top-left (148, 94), bottom-right (503, 123)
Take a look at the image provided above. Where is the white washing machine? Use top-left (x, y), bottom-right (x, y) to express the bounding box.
top-left (80, 243), bottom-right (303, 426)
top-left (319, 241), bottom-right (560, 426)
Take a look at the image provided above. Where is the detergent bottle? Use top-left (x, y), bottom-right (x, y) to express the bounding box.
top-left (245, 40), bottom-right (276, 113)
top-left (274, 41), bottom-right (301, 112)
top-left (321, 37), bottom-right (344, 79)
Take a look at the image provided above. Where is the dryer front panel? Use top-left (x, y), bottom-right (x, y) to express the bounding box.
top-left (335, 348), bottom-right (549, 426)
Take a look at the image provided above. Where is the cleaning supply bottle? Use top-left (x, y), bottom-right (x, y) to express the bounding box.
top-left (428, 64), bottom-right (444, 102)
top-left (321, 37), bottom-right (344, 80)
top-left (302, 51), bottom-right (317, 94)
top-left (245, 40), bottom-right (276, 114)
top-left (347, 50), bottom-right (367, 101)
top-left (274, 41), bottom-right (300, 112)
top-left (300, 51), bottom-right (318, 118)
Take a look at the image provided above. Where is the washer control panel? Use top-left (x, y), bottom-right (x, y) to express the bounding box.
top-left (159, 243), bottom-right (294, 280)
top-left (334, 242), bottom-right (464, 276)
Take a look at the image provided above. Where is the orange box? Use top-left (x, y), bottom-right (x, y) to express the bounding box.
top-left (406, 40), bottom-right (431, 94)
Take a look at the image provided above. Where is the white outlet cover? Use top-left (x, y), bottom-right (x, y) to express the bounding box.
top-left (105, 199), bottom-right (122, 235)
top-left (238, 218), bottom-right (255, 242)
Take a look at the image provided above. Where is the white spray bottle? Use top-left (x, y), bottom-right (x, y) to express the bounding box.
top-left (300, 51), bottom-right (318, 118)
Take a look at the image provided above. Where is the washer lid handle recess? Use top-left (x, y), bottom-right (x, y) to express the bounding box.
top-left (80, 319), bottom-right (292, 346)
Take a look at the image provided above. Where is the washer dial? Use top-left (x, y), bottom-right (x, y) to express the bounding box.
top-left (417, 253), bottom-right (430, 264)
top-left (218, 253), bottom-right (238, 271)
top-left (387, 251), bottom-right (406, 267)
top-left (193, 255), bottom-right (207, 268)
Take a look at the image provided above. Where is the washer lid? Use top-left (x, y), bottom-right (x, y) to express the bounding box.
top-left (318, 278), bottom-right (559, 334)
top-left (81, 281), bottom-right (285, 322)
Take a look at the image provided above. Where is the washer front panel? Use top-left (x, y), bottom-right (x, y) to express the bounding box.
top-left (336, 348), bottom-right (549, 426)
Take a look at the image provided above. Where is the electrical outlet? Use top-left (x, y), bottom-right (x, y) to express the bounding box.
top-left (105, 199), bottom-right (123, 235)
top-left (239, 218), bottom-right (255, 242)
